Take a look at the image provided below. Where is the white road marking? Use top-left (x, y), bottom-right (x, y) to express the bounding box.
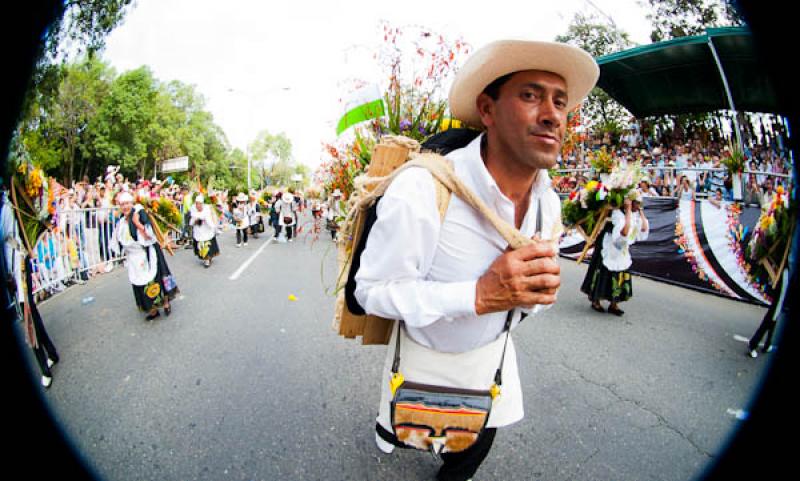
top-left (228, 236), bottom-right (275, 280)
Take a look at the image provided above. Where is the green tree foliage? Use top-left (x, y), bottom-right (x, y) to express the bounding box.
top-left (42, 0), bottom-right (135, 62)
top-left (13, 57), bottom-right (248, 189)
top-left (249, 130), bottom-right (296, 187)
top-left (555, 12), bottom-right (635, 136)
top-left (642, 0), bottom-right (744, 42)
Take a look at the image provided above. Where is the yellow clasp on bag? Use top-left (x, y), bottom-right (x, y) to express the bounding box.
top-left (390, 372), bottom-right (405, 395)
top-left (490, 383), bottom-right (501, 400)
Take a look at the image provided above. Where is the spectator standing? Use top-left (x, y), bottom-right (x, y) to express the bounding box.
top-left (676, 176), bottom-right (695, 201)
top-left (758, 178), bottom-right (775, 208)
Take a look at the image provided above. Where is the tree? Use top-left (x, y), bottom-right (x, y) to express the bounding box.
top-left (23, 1), bottom-right (134, 123)
top-left (42, 0), bottom-right (135, 63)
top-left (91, 66), bottom-right (159, 179)
top-left (555, 12), bottom-right (635, 137)
top-left (249, 130), bottom-right (294, 187)
top-left (642, 0), bottom-right (744, 42)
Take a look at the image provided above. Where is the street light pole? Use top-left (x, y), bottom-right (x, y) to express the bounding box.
top-left (246, 144), bottom-right (251, 191)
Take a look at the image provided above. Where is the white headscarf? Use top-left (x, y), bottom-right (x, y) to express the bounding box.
top-left (118, 192), bottom-right (134, 204)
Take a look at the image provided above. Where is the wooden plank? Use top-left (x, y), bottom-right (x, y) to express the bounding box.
top-left (361, 316), bottom-right (393, 345)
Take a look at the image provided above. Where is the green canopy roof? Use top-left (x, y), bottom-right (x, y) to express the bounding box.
top-left (596, 27), bottom-right (784, 117)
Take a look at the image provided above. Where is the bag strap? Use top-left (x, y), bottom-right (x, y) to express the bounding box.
top-left (391, 312), bottom-right (513, 386)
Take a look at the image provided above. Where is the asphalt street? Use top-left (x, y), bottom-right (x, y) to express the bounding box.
top-left (28, 211), bottom-right (772, 481)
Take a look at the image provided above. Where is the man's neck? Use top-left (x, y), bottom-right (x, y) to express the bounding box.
top-left (481, 134), bottom-right (541, 229)
top-left (480, 134), bottom-right (540, 204)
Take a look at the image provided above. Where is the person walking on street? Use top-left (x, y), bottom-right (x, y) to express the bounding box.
top-left (354, 40), bottom-right (599, 481)
top-left (189, 194), bottom-right (221, 267)
top-left (248, 192), bottom-right (263, 239)
top-left (748, 267), bottom-right (789, 357)
top-left (3, 189), bottom-right (60, 388)
top-left (232, 193), bottom-right (249, 247)
top-left (580, 192), bottom-right (649, 316)
top-left (270, 193), bottom-right (282, 239)
top-left (277, 191), bottom-right (297, 242)
top-left (326, 189), bottom-right (343, 241)
top-left (111, 192), bottom-right (178, 320)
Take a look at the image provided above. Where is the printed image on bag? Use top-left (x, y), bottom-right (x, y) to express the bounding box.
top-left (162, 274), bottom-right (177, 293)
top-left (391, 381), bottom-right (492, 454)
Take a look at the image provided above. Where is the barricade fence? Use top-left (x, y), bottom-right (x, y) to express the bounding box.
top-left (30, 202), bottom-right (187, 296)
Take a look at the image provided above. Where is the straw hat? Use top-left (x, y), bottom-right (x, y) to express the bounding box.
top-left (236, 192), bottom-right (248, 202)
top-left (195, 194), bottom-right (204, 203)
top-left (449, 40), bottom-right (599, 128)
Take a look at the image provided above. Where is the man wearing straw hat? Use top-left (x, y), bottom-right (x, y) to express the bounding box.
top-left (355, 40), bottom-right (598, 480)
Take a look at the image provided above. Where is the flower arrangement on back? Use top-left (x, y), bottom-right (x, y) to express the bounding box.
top-left (746, 185), bottom-right (795, 288)
top-left (562, 157), bottom-right (642, 235)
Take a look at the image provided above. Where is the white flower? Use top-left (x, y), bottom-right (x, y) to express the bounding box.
top-left (597, 187), bottom-right (608, 201)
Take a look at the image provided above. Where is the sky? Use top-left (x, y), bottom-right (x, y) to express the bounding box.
top-left (101, 0), bottom-right (653, 171)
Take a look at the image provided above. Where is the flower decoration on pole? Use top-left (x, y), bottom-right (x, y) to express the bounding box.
top-left (560, 104), bottom-right (585, 160)
top-left (10, 159), bottom-right (53, 253)
top-left (587, 145), bottom-right (615, 175)
top-left (317, 21), bottom-right (471, 204)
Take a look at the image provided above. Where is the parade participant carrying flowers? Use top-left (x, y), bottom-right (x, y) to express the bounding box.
top-left (354, 39), bottom-right (598, 480)
top-left (111, 192), bottom-right (178, 320)
top-left (746, 184), bottom-right (794, 357)
top-left (190, 194), bottom-right (221, 267)
top-left (580, 189), bottom-right (649, 315)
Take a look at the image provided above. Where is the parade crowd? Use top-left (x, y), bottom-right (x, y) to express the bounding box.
top-left (554, 131), bottom-right (793, 207)
top-left (24, 165), bottom-right (344, 301)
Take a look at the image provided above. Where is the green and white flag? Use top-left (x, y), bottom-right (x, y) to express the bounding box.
top-left (336, 84), bottom-right (385, 136)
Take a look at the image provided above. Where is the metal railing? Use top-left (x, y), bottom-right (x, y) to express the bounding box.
top-left (30, 203), bottom-right (187, 296)
top-left (554, 166), bottom-right (792, 179)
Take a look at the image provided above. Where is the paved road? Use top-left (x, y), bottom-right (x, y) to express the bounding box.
top-left (30, 212), bottom-right (770, 481)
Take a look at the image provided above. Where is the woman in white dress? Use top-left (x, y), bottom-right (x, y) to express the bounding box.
top-left (190, 194), bottom-right (221, 267)
top-left (580, 191), bottom-right (649, 316)
top-left (112, 192), bottom-right (178, 320)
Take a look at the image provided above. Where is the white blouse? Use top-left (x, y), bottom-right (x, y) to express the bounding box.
top-left (112, 207), bottom-right (158, 286)
top-left (190, 205), bottom-right (216, 241)
top-left (601, 208), bottom-right (649, 272)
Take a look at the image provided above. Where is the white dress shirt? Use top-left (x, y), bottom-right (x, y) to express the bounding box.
top-left (601, 208), bottom-right (649, 272)
top-left (358, 133), bottom-right (562, 430)
top-left (355, 133), bottom-right (561, 353)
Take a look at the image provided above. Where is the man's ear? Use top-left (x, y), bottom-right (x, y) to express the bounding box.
top-left (476, 92), bottom-right (495, 129)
